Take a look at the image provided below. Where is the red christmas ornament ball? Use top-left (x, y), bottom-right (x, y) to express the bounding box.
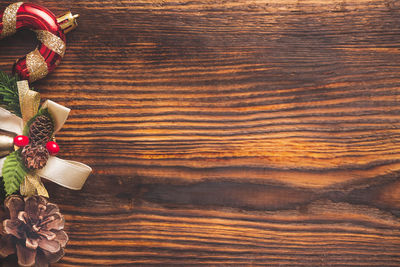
top-left (46, 141), bottom-right (60, 155)
top-left (0, 2), bottom-right (79, 82)
top-left (13, 135), bottom-right (29, 147)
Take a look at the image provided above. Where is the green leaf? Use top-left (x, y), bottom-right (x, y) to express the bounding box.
top-left (1, 151), bottom-right (27, 195)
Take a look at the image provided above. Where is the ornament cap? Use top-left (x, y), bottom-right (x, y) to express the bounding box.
top-left (57, 12), bottom-right (79, 34)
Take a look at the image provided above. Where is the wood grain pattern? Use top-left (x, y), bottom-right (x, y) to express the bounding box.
top-left (1, 0), bottom-right (400, 265)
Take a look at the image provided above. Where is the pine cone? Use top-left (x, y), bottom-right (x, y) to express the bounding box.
top-left (0, 195), bottom-right (68, 267)
top-left (29, 116), bottom-right (53, 145)
top-left (21, 144), bottom-right (49, 170)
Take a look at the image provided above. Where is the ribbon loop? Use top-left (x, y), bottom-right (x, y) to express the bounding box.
top-left (42, 100), bottom-right (70, 133)
top-left (37, 157), bottom-right (92, 190)
top-left (0, 107), bottom-right (23, 135)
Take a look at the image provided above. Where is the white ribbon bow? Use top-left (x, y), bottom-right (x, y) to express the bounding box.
top-left (0, 92), bottom-right (91, 190)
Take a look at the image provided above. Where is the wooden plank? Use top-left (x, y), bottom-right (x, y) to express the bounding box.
top-left (1, 0), bottom-right (400, 265)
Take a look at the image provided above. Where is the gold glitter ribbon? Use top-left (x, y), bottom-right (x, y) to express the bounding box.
top-left (35, 30), bottom-right (66, 57)
top-left (17, 81), bottom-right (48, 197)
top-left (26, 49), bottom-right (49, 83)
top-left (17, 80), bottom-right (40, 124)
top-left (20, 173), bottom-right (49, 198)
top-left (0, 2), bottom-right (23, 39)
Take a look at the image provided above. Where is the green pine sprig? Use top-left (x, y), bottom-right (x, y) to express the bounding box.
top-left (0, 70), bottom-right (21, 116)
top-left (2, 150), bottom-right (28, 195)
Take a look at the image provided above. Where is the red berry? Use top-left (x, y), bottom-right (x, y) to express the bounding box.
top-left (46, 141), bottom-right (59, 155)
top-left (14, 135), bottom-right (29, 147)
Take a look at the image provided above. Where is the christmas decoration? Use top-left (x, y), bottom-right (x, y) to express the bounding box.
top-left (0, 195), bottom-right (68, 267)
top-left (0, 3), bottom-right (90, 265)
top-left (13, 135), bottom-right (29, 147)
top-left (0, 78), bottom-right (92, 193)
top-left (0, 77), bottom-right (91, 265)
top-left (0, 2), bottom-right (79, 82)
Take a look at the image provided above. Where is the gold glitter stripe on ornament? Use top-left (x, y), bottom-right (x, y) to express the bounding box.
top-left (26, 49), bottom-right (49, 82)
top-left (35, 30), bottom-right (66, 57)
top-left (0, 2), bottom-right (23, 39)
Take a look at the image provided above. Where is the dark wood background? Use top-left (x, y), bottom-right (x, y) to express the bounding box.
top-left (1, 0), bottom-right (400, 265)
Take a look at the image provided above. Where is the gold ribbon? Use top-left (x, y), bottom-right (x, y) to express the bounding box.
top-left (15, 81), bottom-right (48, 197)
top-left (17, 81), bottom-right (40, 124)
top-left (20, 173), bottom-right (49, 198)
top-left (35, 30), bottom-right (66, 57)
top-left (0, 2), bottom-right (23, 39)
top-left (26, 49), bottom-right (49, 83)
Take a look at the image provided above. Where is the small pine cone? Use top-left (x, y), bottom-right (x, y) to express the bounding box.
top-left (21, 144), bottom-right (49, 170)
top-left (29, 115), bottom-right (54, 144)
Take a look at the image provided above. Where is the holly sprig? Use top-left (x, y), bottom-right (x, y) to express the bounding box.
top-left (1, 108), bottom-right (54, 198)
top-left (0, 71), bottom-right (52, 199)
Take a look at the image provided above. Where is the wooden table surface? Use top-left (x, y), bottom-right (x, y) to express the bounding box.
top-left (1, 0), bottom-right (400, 266)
